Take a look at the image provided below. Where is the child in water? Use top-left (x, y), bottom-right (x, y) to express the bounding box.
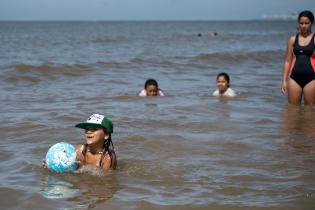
top-left (43, 114), bottom-right (117, 170)
top-left (75, 114), bottom-right (117, 170)
top-left (212, 72), bottom-right (237, 97)
top-left (138, 79), bottom-right (165, 96)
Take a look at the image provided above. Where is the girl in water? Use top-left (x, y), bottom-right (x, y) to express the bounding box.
top-left (43, 114), bottom-right (117, 171)
top-left (281, 10), bottom-right (315, 105)
top-left (138, 79), bottom-right (165, 96)
top-left (75, 114), bottom-right (117, 170)
top-left (212, 72), bottom-right (237, 97)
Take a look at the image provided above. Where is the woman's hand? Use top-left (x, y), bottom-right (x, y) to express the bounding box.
top-left (281, 81), bottom-right (287, 95)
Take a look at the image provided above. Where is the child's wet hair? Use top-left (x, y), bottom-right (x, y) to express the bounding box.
top-left (144, 79), bottom-right (159, 89)
top-left (216, 72), bottom-right (230, 83)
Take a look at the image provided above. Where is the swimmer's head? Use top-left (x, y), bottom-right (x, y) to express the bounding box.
top-left (298, 10), bottom-right (314, 23)
top-left (144, 79), bottom-right (159, 96)
top-left (216, 72), bottom-right (230, 94)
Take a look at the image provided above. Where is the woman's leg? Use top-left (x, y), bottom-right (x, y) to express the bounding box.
top-left (303, 80), bottom-right (315, 105)
top-left (287, 78), bottom-right (303, 105)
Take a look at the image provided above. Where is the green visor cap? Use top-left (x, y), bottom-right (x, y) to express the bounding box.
top-left (75, 114), bottom-right (113, 133)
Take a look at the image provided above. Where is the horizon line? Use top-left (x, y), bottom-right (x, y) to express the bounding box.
top-left (0, 19), bottom-right (295, 22)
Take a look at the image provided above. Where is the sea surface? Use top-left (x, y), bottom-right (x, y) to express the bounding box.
top-left (0, 21), bottom-right (314, 210)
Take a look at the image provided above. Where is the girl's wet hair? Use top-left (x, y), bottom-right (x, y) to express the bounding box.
top-left (298, 10), bottom-right (314, 23)
top-left (144, 79), bottom-right (159, 89)
top-left (216, 72), bottom-right (230, 83)
top-left (99, 133), bottom-right (114, 167)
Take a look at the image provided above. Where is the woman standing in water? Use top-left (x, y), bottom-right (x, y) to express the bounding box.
top-left (281, 10), bottom-right (315, 105)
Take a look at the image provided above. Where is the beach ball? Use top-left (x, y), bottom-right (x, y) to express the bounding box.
top-left (46, 142), bottom-right (78, 173)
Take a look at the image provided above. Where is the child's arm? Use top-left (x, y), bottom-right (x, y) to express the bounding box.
top-left (101, 150), bottom-right (117, 170)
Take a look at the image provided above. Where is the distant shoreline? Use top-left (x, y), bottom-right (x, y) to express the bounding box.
top-left (0, 19), bottom-right (296, 22)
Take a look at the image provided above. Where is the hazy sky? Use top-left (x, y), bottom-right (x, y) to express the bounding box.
top-left (0, 0), bottom-right (314, 21)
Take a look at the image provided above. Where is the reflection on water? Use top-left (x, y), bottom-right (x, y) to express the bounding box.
top-left (41, 175), bottom-right (80, 200)
top-left (217, 96), bottom-right (233, 104)
top-left (40, 170), bottom-right (119, 209)
top-left (282, 105), bottom-right (315, 153)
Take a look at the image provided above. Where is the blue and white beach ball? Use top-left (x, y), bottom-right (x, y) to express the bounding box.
top-left (46, 142), bottom-right (78, 173)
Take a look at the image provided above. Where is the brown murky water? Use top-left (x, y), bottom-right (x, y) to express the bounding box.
top-left (0, 21), bottom-right (314, 210)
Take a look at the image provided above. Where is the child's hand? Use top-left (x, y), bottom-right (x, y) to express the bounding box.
top-left (76, 158), bottom-right (84, 167)
top-left (42, 159), bottom-right (48, 168)
top-left (75, 150), bottom-right (84, 168)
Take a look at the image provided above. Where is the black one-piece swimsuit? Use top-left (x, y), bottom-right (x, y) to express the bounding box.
top-left (290, 33), bottom-right (315, 88)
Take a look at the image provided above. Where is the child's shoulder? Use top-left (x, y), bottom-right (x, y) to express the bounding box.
top-left (225, 88), bottom-right (236, 97)
top-left (212, 89), bottom-right (220, 96)
top-left (212, 88), bottom-right (237, 97)
top-left (158, 89), bottom-right (165, 96)
top-left (138, 89), bottom-right (166, 96)
top-left (138, 89), bottom-right (146, 96)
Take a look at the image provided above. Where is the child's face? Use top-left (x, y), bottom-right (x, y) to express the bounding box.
top-left (146, 85), bottom-right (158, 96)
top-left (84, 128), bottom-right (108, 145)
top-left (216, 76), bottom-right (229, 93)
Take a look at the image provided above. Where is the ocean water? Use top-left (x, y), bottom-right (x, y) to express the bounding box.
top-left (0, 21), bottom-right (315, 210)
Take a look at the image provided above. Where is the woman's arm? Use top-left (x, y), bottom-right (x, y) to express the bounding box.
top-left (281, 35), bottom-right (295, 95)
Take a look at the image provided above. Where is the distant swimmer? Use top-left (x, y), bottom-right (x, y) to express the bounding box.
top-left (281, 10), bottom-right (315, 105)
top-left (212, 72), bottom-right (237, 97)
top-left (138, 79), bottom-right (165, 97)
top-left (209, 32), bottom-right (218, 36)
top-left (197, 32), bottom-right (217, 37)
